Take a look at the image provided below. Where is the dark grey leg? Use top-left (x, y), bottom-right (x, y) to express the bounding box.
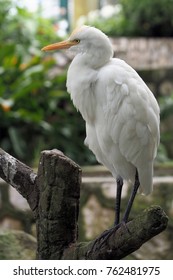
top-left (122, 169), bottom-right (140, 223)
top-left (115, 176), bottom-right (123, 226)
top-left (88, 170), bottom-right (140, 253)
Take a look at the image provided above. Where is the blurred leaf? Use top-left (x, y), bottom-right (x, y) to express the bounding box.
top-left (0, 0), bottom-right (95, 166)
top-left (23, 65), bottom-right (44, 77)
top-left (8, 126), bottom-right (25, 158)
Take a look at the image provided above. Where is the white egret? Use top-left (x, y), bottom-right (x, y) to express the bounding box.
top-left (42, 26), bottom-right (160, 236)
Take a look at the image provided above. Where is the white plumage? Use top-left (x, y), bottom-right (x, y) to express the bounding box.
top-left (68, 51), bottom-right (160, 195)
top-left (42, 25), bottom-right (160, 224)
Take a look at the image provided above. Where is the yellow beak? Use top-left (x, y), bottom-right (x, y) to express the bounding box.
top-left (41, 40), bottom-right (78, 51)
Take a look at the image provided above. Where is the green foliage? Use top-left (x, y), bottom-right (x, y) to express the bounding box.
top-left (120, 0), bottom-right (173, 37)
top-left (0, 0), bottom-right (95, 165)
top-left (85, 0), bottom-right (173, 37)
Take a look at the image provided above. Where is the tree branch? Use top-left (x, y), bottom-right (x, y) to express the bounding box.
top-left (0, 148), bottom-right (168, 259)
top-left (72, 205), bottom-right (168, 260)
top-left (0, 148), bottom-right (38, 213)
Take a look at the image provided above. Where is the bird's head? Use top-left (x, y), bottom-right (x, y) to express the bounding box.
top-left (42, 25), bottom-right (114, 67)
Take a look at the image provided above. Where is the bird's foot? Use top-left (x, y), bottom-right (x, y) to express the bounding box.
top-left (87, 221), bottom-right (130, 257)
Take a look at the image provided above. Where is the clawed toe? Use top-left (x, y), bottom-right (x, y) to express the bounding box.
top-left (87, 224), bottom-right (121, 255)
top-left (87, 221), bottom-right (131, 257)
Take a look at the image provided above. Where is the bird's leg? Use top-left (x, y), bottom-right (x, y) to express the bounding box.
top-left (87, 177), bottom-right (123, 253)
top-left (114, 176), bottom-right (123, 226)
top-left (88, 171), bottom-right (139, 254)
top-left (122, 169), bottom-right (140, 223)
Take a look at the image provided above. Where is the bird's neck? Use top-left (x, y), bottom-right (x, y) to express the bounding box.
top-left (82, 47), bottom-right (113, 69)
top-left (67, 54), bottom-right (98, 123)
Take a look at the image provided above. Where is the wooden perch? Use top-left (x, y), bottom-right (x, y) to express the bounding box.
top-left (70, 205), bottom-right (168, 260)
top-left (0, 148), bottom-right (168, 259)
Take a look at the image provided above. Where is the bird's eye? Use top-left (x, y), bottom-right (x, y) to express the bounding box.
top-left (73, 39), bottom-right (80, 43)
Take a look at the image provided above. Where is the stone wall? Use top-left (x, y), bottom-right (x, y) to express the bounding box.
top-left (111, 37), bottom-right (173, 71)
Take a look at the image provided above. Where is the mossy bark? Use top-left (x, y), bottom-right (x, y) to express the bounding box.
top-left (36, 150), bottom-right (81, 259)
top-left (62, 205), bottom-right (168, 260)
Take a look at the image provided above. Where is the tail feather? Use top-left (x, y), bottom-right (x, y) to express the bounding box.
top-left (138, 163), bottom-right (153, 195)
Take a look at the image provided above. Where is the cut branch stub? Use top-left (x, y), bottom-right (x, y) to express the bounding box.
top-left (36, 149), bottom-right (81, 260)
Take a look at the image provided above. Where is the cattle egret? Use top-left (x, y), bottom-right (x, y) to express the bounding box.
top-left (42, 26), bottom-right (160, 237)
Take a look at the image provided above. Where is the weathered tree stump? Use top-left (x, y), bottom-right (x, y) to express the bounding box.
top-left (36, 150), bottom-right (81, 259)
top-left (0, 148), bottom-right (168, 259)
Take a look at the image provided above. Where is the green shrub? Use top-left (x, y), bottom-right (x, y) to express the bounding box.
top-left (120, 0), bottom-right (173, 37)
top-left (85, 0), bottom-right (173, 37)
top-left (0, 0), bottom-right (95, 165)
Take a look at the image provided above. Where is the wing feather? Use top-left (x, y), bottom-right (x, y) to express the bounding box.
top-left (96, 59), bottom-right (160, 193)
